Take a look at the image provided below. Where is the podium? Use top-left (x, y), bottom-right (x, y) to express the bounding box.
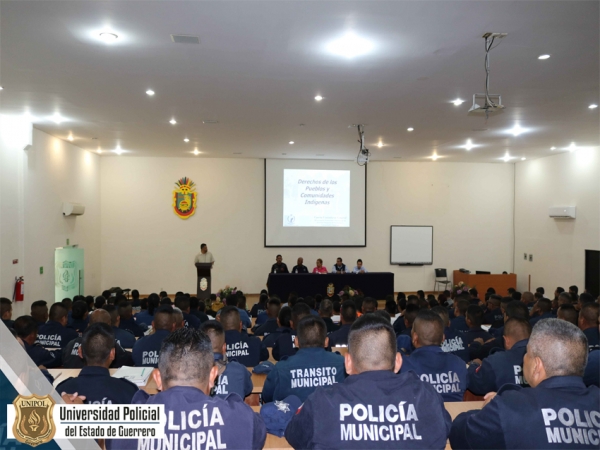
top-left (453, 270), bottom-right (516, 301)
top-left (195, 263), bottom-right (212, 300)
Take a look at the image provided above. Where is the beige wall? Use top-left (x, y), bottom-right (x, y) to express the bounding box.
top-left (100, 157), bottom-right (515, 295)
top-left (514, 149), bottom-right (600, 293)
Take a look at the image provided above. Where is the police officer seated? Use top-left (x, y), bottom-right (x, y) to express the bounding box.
top-left (483, 295), bottom-right (504, 328)
top-left (106, 327), bottom-right (267, 450)
top-left (117, 301), bottom-right (144, 338)
top-left (30, 300), bottom-right (49, 327)
top-left (175, 296), bottom-right (201, 329)
top-left (557, 304), bottom-right (579, 326)
top-left (318, 299), bottom-right (339, 333)
top-left (579, 303), bottom-right (599, 352)
top-left (102, 304), bottom-right (136, 349)
top-left (220, 305), bottom-right (268, 367)
top-left (13, 315), bottom-right (61, 368)
top-left (400, 310), bottom-right (467, 402)
top-left (262, 316), bottom-right (345, 403)
top-left (361, 297), bottom-right (378, 314)
top-left (63, 309), bottom-right (133, 368)
top-left (450, 319), bottom-right (600, 449)
top-left (285, 314), bottom-right (452, 449)
top-left (463, 305), bottom-right (493, 357)
top-left (432, 306), bottom-right (469, 362)
top-left (327, 300), bottom-right (357, 347)
top-left (398, 303), bottom-right (420, 337)
top-left (57, 323), bottom-right (138, 404)
top-left (69, 300), bottom-right (89, 335)
top-left (529, 298), bottom-right (554, 327)
top-left (36, 303), bottom-right (79, 351)
top-left (252, 298), bottom-right (281, 336)
top-left (272, 302), bottom-right (312, 360)
top-left (450, 298), bottom-right (470, 333)
top-left (261, 306), bottom-right (292, 349)
top-left (202, 321), bottom-right (253, 400)
top-left (132, 306), bottom-right (175, 367)
top-left (467, 318), bottom-right (531, 396)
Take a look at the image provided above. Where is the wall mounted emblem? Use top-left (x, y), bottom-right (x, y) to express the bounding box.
top-left (173, 177), bottom-right (197, 219)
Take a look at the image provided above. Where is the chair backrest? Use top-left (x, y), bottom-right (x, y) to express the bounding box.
top-left (435, 268), bottom-right (447, 278)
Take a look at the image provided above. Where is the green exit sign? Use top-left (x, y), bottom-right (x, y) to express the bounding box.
top-left (40, 266), bottom-right (43, 274)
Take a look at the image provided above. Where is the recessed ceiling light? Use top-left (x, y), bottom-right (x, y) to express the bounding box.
top-left (193, 148), bottom-right (200, 155)
top-left (169, 119), bottom-right (177, 125)
top-left (521, 157), bottom-right (526, 161)
top-left (314, 95), bottom-right (323, 101)
top-left (431, 153), bottom-right (438, 161)
top-left (0, 86), bottom-right (3, 91)
top-left (463, 139), bottom-right (475, 151)
top-left (589, 104), bottom-right (598, 109)
top-left (326, 32), bottom-right (374, 59)
top-left (114, 146), bottom-right (123, 155)
top-left (502, 152), bottom-right (512, 162)
top-left (184, 138), bottom-right (190, 143)
top-left (377, 141), bottom-right (383, 148)
top-left (146, 89), bottom-right (155, 96)
top-left (49, 113), bottom-right (65, 124)
top-left (451, 99), bottom-right (464, 106)
top-left (507, 124), bottom-right (526, 136)
top-left (568, 142), bottom-right (576, 152)
top-left (289, 141), bottom-right (295, 145)
top-left (407, 127), bottom-right (414, 132)
top-left (97, 148), bottom-right (102, 154)
top-left (538, 54), bottom-right (550, 60)
top-left (67, 134), bottom-right (74, 141)
top-left (99, 32), bottom-right (118, 43)
top-left (550, 147), bottom-right (556, 150)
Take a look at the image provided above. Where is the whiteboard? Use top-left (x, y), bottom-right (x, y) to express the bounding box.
top-left (390, 226), bottom-right (433, 265)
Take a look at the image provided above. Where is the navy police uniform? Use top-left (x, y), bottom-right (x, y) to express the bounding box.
top-left (441, 327), bottom-right (470, 362)
top-left (112, 326), bottom-right (136, 349)
top-left (583, 328), bottom-right (600, 352)
top-left (463, 327), bottom-right (494, 359)
top-left (450, 316), bottom-right (469, 333)
top-left (212, 353), bottom-right (253, 400)
top-left (261, 326), bottom-right (291, 348)
top-left (132, 329), bottom-right (171, 367)
top-left (24, 341), bottom-right (61, 368)
top-left (272, 331), bottom-right (298, 361)
top-left (400, 345), bottom-right (468, 402)
top-left (467, 339), bottom-right (529, 396)
top-left (35, 320), bottom-right (79, 350)
top-left (328, 324), bottom-right (352, 347)
top-left (119, 316), bottom-right (144, 338)
top-left (225, 329), bottom-right (268, 367)
top-left (69, 317), bottom-right (88, 335)
top-left (56, 366), bottom-right (138, 404)
top-left (469, 335), bottom-right (504, 360)
top-left (106, 386), bottom-right (267, 450)
top-left (450, 376), bottom-right (600, 449)
top-left (323, 317), bottom-right (339, 334)
top-left (262, 347), bottom-right (346, 403)
top-left (253, 318), bottom-right (278, 337)
top-left (584, 350), bottom-right (599, 387)
top-left (393, 315), bottom-right (407, 335)
top-left (183, 312), bottom-right (201, 329)
top-left (62, 336), bottom-right (133, 368)
top-left (530, 312), bottom-right (554, 327)
top-left (285, 370), bottom-right (452, 449)
top-left (2, 318), bottom-right (14, 329)
top-left (292, 264), bottom-right (309, 274)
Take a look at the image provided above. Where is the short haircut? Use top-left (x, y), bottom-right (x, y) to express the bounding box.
top-left (373, 310), bottom-right (391, 323)
top-left (200, 320), bottom-right (225, 353)
top-left (512, 291), bottom-right (522, 301)
top-left (385, 299), bottom-right (398, 316)
top-left (537, 298), bottom-right (552, 313)
top-left (1, 297), bottom-right (13, 316)
top-left (153, 306), bottom-right (175, 331)
top-left (102, 304), bottom-right (119, 326)
top-left (579, 293), bottom-right (595, 305)
top-left (488, 295), bottom-right (502, 308)
top-left (296, 316), bottom-right (327, 348)
top-left (413, 310), bottom-right (445, 346)
top-left (341, 300), bottom-right (357, 323)
top-left (89, 308), bottom-right (111, 325)
top-left (536, 287), bottom-right (545, 295)
top-left (403, 304), bottom-right (420, 326)
top-left (48, 303), bottom-right (68, 322)
top-left (158, 328), bottom-right (213, 387)
top-left (569, 285), bottom-right (579, 294)
top-left (580, 303), bottom-right (599, 325)
top-left (219, 306), bottom-right (240, 330)
top-left (267, 297), bottom-right (282, 311)
top-left (201, 243), bottom-right (207, 249)
top-left (291, 302), bottom-right (311, 328)
top-left (303, 296), bottom-right (316, 310)
top-left (175, 297), bottom-right (190, 311)
top-left (131, 289), bottom-right (139, 299)
top-left (503, 318), bottom-right (531, 341)
top-left (159, 291), bottom-right (168, 298)
top-left (61, 298), bottom-right (73, 310)
top-left (258, 293), bottom-right (268, 305)
top-left (31, 300), bottom-right (48, 319)
top-left (357, 259), bottom-right (362, 263)
top-left (557, 304), bottom-right (579, 326)
top-left (118, 301), bottom-right (132, 316)
top-left (362, 297), bottom-right (378, 313)
top-left (529, 319), bottom-right (587, 377)
top-left (71, 300), bottom-right (88, 320)
top-left (558, 292), bottom-right (573, 305)
top-left (94, 296), bottom-right (106, 310)
top-left (319, 299), bottom-right (333, 315)
top-left (505, 301), bottom-right (529, 320)
top-left (455, 299), bottom-right (469, 315)
top-left (81, 323), bottom-right (115, 365)
top-left (225, 294), bottom-right (238, 307)
top-left (431, 306), bottom-right (450, 326)
top-left (348, 315), bottom-right (396, 372)
top-left (278, 306), bottom-right (292, 328)
top-left (469, 288), bottom-right (478, 297)
top-left (466, 305), bottom-right (485, 328)
top-left (13, 316), bottom-right (38, 338)
top-left (486, 287), bottom-right (496, 294)
top-left (521, 292), bottom-right (534, 304)
top-left (534, 292), bottom-right (544, 300)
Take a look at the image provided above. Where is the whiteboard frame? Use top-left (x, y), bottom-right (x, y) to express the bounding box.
top-left (390, 225), bottom-right (434, 266)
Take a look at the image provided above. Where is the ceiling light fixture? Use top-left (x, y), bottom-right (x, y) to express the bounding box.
top-left (184, 138), bottom-right (190, 143)
top-left (377, 141), bottom-right (383, 148)
top-left (568, 142), bottom-right (576, 152)
top-left (49, 113), bottom-right (64, 124)
top-left (551, 147), bottom-right (556, 150)
top-left (67, 134), bottom-right (74, 142)
top-left (407, 127), bottom-right (414, 132)
top-left (507, 124), bottom-right (525, 136)
top-left (97, 148), bottom-right (102, 154)
top-left (99, 32), bottom-right (118, 43)
top-left (589, 104), bottom-right (598, 109)
top-left (169, 119), bottom-right (177, 125)
top-left (538, 54), bottom-right (550, 60)
top-left (502, 152), bottom-right (512, 162)
top-left (521, 157), bottom-right (526, 161)
top-left (463, 139), bottom-right (475, 151)
top-left (0, 86), bottom-right (3, 91)
top-left (314, 95), bottom-right (323, 101)
top-left (193, 148), bottom-right (200, 155)
top-left (289, 141), bottom-right (295, 145)
top-left (114, 145), bottom-right (123, 155)
top-left (451, 99), bottom-right (464, 106)
top-left (146, 89), bottom-right (155, 96)
top-left (326, 32), bottom-right (374, 59)
top-left (431, 153), bottom-right (439, 161)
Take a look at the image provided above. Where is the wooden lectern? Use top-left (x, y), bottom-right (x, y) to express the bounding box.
top-left (453, 270), bottom-right (516, 301)
top-left (195, 263), bottom-right (212, 300)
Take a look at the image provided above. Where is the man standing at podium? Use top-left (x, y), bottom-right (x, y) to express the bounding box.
top-left (194, 243), bottom-right (214, 266)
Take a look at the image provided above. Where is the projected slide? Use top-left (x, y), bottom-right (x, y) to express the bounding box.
top-left (283, 169), bottom-right (350, 227)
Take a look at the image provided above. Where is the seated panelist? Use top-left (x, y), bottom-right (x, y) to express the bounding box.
top-left (292, 257), bottom-right (309, 274)
top-left (352, 259), bottom-right (368, 274)
top-left (332, 257), bottom-right (349, 274)
top-left (312, 258), bottom-right (328, 274)
top-left (271, 254), bottom-right (289, 274)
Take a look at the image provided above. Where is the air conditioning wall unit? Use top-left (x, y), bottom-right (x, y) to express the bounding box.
top-left (63, 202), bottom-right (85, 216)
top-left (549, 206), bottom-right (576, 219)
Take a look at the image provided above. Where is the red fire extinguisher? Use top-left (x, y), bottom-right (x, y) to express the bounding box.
top-left (13, 276), bottom-right (24, 302)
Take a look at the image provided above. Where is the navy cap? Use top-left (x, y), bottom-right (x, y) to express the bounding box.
top-left (252, 361), bottom-right (275, 374)
top-left (260, 395), bottom-right (302, 437)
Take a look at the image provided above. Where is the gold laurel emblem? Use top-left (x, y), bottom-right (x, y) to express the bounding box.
top-left (13, 394), bottom-right (56, 447)
top-left (172, 176), bottom-right (197, 219)
top-left (200, 277), bottom-right (208, 291)
top-left (326, 283), bottom-right (335, 298)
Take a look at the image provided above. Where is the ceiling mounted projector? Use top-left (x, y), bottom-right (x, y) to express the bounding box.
top-left (469, 32), bottom-right (507, 118)
top-left (354, 124), bottom-right (370, 166)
